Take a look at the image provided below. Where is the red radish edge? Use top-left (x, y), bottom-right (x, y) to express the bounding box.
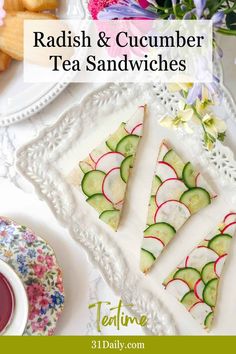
top-left (188, 301), bottom-right (204, 313)
top-left (214, 254), bottom-right (227, 277)
top-left (154, 199), bottom-right (191, 224)
top-left (221, 222), bottom-right (236, 234)
top-left (185, 256), bottom-right (189, 268)
top-left (131, 123), bottom-right (143, 135)
top-left (155, 178), bottom-right (187, 207)
top-left (224, 213), bottom-right (236, 224)
top-left (194, 279), bottom-right (203, 301)
top-left (102, 167), bottom-right (120, 204)
top-left (144, 236), bottom-right (165, 247)
top-left (157, 161), bottom-right (178, 178)
top-left (95, 151), bottom-right (124, 170)
top-left (165, 277), bottom-right (190, 289)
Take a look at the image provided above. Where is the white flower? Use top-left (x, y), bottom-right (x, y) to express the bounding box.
top-left (167, 83), bottom-right (193, 93)
top-left (160, 107), bottom-right (194, 133)
top-left (202, 113), bottom-right (227, 139)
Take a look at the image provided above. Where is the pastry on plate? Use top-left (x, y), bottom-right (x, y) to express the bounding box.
top-left (68, 106), bottom-right (146, 231)
top-left (140, 140), bottom-right (217, 273)
top-left (163, 213), bottom-right (236, 330)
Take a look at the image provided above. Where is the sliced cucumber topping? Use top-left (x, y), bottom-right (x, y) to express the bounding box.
top-left (174, 268), bottom-right (201, 290)
top-left (140, 249), bottom-right (155, 273)
top-left (208, 234), bottom-right (232, 256)
top-left (151, 175), bottom-right (162, 196)
top-left (116, 135), bottom-right (140, 157)
top-left (201, 262), bottom-right (216, 284)
top-left (180, 187), bottom-right (211, 214)
top-left (147, 196), bottom-right (157, 226)
top-left (203, 278), bottom-right (218, 307)
top-left (182, 162), bottom-right (197, 188)
top-left (106, 122), bottom-right (128, 151)
top-left (82, 170), bottom-right (106, 197)
top-left (181, 291), bottom-right (199, 310)
top-left (120, 155), bottom-right (133, 183)
top-left (144, 223), bottom-right (176, 246)
top-left (79, 160), bottom-right (93, 174)
top-left (86, 194), bottom-right (114, 214)
top-left (204, 312), bottom-right (214, 329)
top-left (99, 210), bottom-right (120, 231)
top-left (163, 149), bottom-right (185, 178)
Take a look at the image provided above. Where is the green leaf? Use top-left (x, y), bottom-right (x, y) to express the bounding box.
top-left (218, 131), bottom-right (226, 141)
top-left (226, 12), bottom-right (236, 30)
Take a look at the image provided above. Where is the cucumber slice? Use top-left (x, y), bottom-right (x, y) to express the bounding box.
top-left (208, 234), bottom-right (232, 256)
top-left (116, 135), bottom-right (140, 157)
top-left (79, 160), bottom-right (93, 174)
top-left (140, 248), bottom-right (155, 273)
top-left (144, 223), bottom-right (176, 246)
top-left (151, 175), bottom-right (162, 196)
top-left (86, 194), bottom-right (114, 214)
top-left (147, 196), bottom-right (157, 225)
top-left (201, 262), bottom-right (216, 284)
top-left (204, 312), bottom-right (214, 329)
top-left (203, 278), bottom-right (218, 307)
top-left (174, 268), bottom-right (201, 289)
top-left (180, 187), bottom-right (211, 214)
top-left (163, 149), bottom-right (185, 178)
top-left (120, 155), bottom-right (133, 183)
top-left (181, 291), bottom-right (199, 310)
top-left (99, 210), bottom-right (120, 231)
top-left (182, 162), bottom-right (197, 188)
top-left (82, 170), bottom-right (106, 197)
top-left (106, 123), bottom-right (128, 151)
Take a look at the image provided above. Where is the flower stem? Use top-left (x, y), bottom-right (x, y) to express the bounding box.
top-left (217, 28), bottom-right (236, 36)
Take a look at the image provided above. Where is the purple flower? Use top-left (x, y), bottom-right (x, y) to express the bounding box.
top-left (193, 0), bottom-right (206, 19)
top-left (186, 78), bottom-right (220, 105)
top-left (212, 11), bottom-right (225, 28)
top-left (98, 0), bottom-right (159, 20)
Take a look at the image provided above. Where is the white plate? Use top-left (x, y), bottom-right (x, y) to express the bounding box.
top-left (0, 0), bottom-right (85, 127)
top-left (0, 258), bottom-right (28, 336)
top-left (16, 81), bottom-right (236, 335)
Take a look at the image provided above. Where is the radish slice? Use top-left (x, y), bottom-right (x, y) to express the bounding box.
top-left (196, 173), bottom-right (217, 198)
top-left (154, 200), bottom-right (190, 231)
top-left (102, 168), bottom-right (126, 204)
top-left (223, 213), bottom-right (236, 225)
top-left (96, 152), bottom-right (125, 173)
top-left (125, 107), bottom-right (144, 134)
top-left (158, 142), bottom-right (169, 161)
top-left (131, 124), bottom-right (143, 136)
top-left (194, 279), bottom-right (204, 301)
top-left (185, 246), bottom-right (218, 271)
top-left (165, 279), bottom-right (190, 301)
top-left (214, 254), bottom-right (227, 277)
top-left (90, 144), bottom-right (110, 163)
top-left (156, 179), bottom-right (188, 206)
top-left (142, 237), bottom-right (164, 258)
top-left (155, 162), bottom-right (177, 181)
top-left (221, 222), bottom-right (236, 236)
top-left (189, 302), bottom-right (212, 326)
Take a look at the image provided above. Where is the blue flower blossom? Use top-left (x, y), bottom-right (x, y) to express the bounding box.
top-left (193, 0), bottom-right (206, 19)
top-left (18, 263), bottom-right (28, 276)
top-left (50, 292), bottom-right (64, 307)
top-left (27, 248), bottom-right (36, 259)
top-left (17, 254), bottom-right (26, 264)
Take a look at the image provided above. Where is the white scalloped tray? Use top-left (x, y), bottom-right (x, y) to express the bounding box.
top-left (16, 81), bottom-right (236, 335)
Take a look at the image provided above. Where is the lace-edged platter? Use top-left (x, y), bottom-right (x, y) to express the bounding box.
top-left (16, 83), bottom-right (236, 335)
